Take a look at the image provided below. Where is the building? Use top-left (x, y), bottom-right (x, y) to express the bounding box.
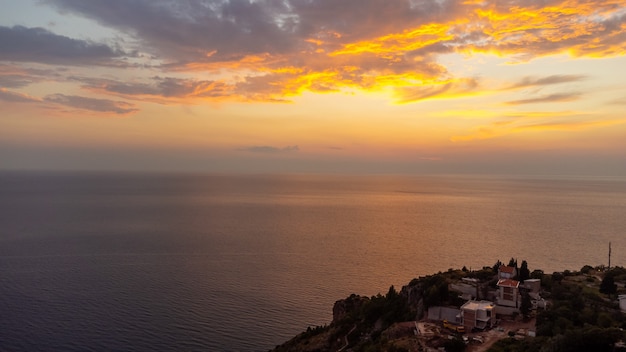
top-left (427, 306), bottom-right (461, 324)
top-left (450, 278), bottom-right (480, 300)
top-left (497, 278), bottom-right (520, 308)
top-left (523, 279), bottom-right (541, 294)
top-left (498, 265), bottom-right (517, 279)
top-left (619, 295), bottom-right (626, 313)
top-left (461, 300), bottom-right (495, 330)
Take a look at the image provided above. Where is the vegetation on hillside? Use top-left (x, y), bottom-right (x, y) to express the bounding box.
top-left (272, 262), bottom-right (626, 352)
top-left (489, 265), bottom-right (626, 352)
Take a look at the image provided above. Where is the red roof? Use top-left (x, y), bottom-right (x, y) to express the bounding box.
top-left (497, 279), bottom-right (520, 288)
top-left (499, 265), bottom-right (516, 274)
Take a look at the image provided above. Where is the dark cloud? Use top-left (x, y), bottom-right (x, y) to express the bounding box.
top-left (0, 2), bottom-right (463, 103)
top-left (43, 0), bottom-right (459, 63)
top-left (0, 74), bottom-right (35, 88)
top-left (73, 76), bottom-right (235, 102)
top-left (32, 0), bottom-right (626, 103)
top-left (239, 145), bottom-right (300, 153)
top-left (0, 64), bottom-right (66, 88)
top-left (290, 0), bottom-right (458, 42)
top-left (42, 0), bottom-right (625, 65)
top-left (0, 87), bottom-right (138, 114)
top-left (44, 94), bottom-right (138, 114)
top-left (0, 25), bottom-right (127, 65)
top-left (0, 88), bottom-right (40, 103)
top-left (508, 75), bottom-right (588, 89)
top-left (505, 92), bottom-right (582, 105)
top-left (44, 0), bottom-right (297, 63)
top-left (78, 73), bottom-right (315, 103)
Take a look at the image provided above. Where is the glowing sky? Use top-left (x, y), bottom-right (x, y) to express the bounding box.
top-left (1, 0), bottom-right (626, 175)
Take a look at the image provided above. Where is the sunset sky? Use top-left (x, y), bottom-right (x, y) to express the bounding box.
top-left (1, 0), bottom-right (625, 175)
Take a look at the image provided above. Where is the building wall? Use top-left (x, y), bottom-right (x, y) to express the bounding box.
top-left (462, 307), bottom-right (494, 329)
top-left (427, 306), bottom-right (461, 323)
top-left (463, 310), bottom-right (477, 329)
top-left (476, 308), bottom-right (490, 320)
top-left (498, 286), bottom-right (519, 307)
top-left (524, 279), bottom-right (541, 293)
top-left (495, 305), bottom-right (519, 316)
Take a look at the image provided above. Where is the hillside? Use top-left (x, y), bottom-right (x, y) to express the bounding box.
top-left (271, 261), bottom-right (626, 352)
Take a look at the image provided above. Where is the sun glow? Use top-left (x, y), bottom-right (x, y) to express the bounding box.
top-left (1, 0), bottom-right (626, 174)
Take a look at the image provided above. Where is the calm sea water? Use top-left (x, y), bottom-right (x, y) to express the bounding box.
top-left (1, 172), bottom-right (625, 351)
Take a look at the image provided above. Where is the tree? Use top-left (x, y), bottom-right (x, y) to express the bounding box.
top-left (580, 265), bottom-right (594, 274)
top-left (520, 291), bottom-right (532, 318)
top-left (493, 260), bottom-right (503, 272)
top-left (599, 274), bottom-right (617, 296)
top-left (552, 272), bottom-right (564, 283)
top-left (530, 269), bottom-right (544, 280)
top-left (386, 285), bottom-right (398, 299)
top-left (508, 257), bottom-right (517, 267)
top-left (519, 260), bottom-right (530, 282)
top-left (508, 258), bottom-right (519, 279)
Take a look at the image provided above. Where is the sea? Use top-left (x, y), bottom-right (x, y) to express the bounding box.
top-left (1, 171), bottom-right (625, 351)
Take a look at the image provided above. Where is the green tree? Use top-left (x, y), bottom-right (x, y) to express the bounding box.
top-left (552, 272), bottom-right (564, 283)
top-left (519, 260), bottom-right (530, 282)
top-left (520, 291), bottom-right (532, 318)
top-left (386, 285), bottom-right (398, 299)
top-left (580, 265), bottom-right (594, 274)
top-left (600, 274), bottom-right (617, 296)
top-left (530, 269), bottom-right (544, 280)
top-left (493, 260), bottom-right (503, 272)
top-left (508, 257), bottom-right (517, 267)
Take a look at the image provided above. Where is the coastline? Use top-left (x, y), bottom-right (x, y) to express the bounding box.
top-left (272, 262), bottom-right (626, 352)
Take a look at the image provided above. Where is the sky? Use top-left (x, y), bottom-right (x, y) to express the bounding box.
top-left (1, 0), bottom-right (626, 175)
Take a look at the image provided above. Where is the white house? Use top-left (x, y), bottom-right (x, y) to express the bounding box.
top-left (497, 278), bottom-right (520, 308)
top-left (461, 300), bottom-right (495, 330)
top-left (498, 265), bottom-right (517, 279)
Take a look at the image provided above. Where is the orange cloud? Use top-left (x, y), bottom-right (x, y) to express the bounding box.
top-left (394, 78), bottom-right (481, 103)
top-left (461, 0), bottom-right (626, 58)
top-left (0, 88), bottom-right (41, 103)
top-left (219, 0), bottom-right (625, 102)
top-left (452, 112), bottom-right (626, 142)
top-left (330, 22), bottom-right (454, 57)
top-left (10, 0), bottom-right (626, 107)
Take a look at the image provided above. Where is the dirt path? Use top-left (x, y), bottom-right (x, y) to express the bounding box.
top-left (465, 317), bottom-right (536, 352)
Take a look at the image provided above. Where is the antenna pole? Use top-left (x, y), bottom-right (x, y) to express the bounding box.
top-left (608, 242), bottom-right (611, 270)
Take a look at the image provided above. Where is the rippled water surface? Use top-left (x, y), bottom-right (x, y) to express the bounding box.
top-left (1, 172), bottom-right (625, 351)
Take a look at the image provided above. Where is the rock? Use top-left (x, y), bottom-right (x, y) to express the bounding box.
top-left (401, 281), bottom-right (425, 320)
top-left (332, 294), bottom-right (369, 324)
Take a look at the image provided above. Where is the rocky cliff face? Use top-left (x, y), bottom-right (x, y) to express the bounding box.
top-left (401, 280), bottom-right (425, 320)
top-left (332, 294), bottom-right (369, 323)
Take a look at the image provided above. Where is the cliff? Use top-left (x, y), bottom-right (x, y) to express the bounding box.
top-left (271, 264), bottom-right (626, 352)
